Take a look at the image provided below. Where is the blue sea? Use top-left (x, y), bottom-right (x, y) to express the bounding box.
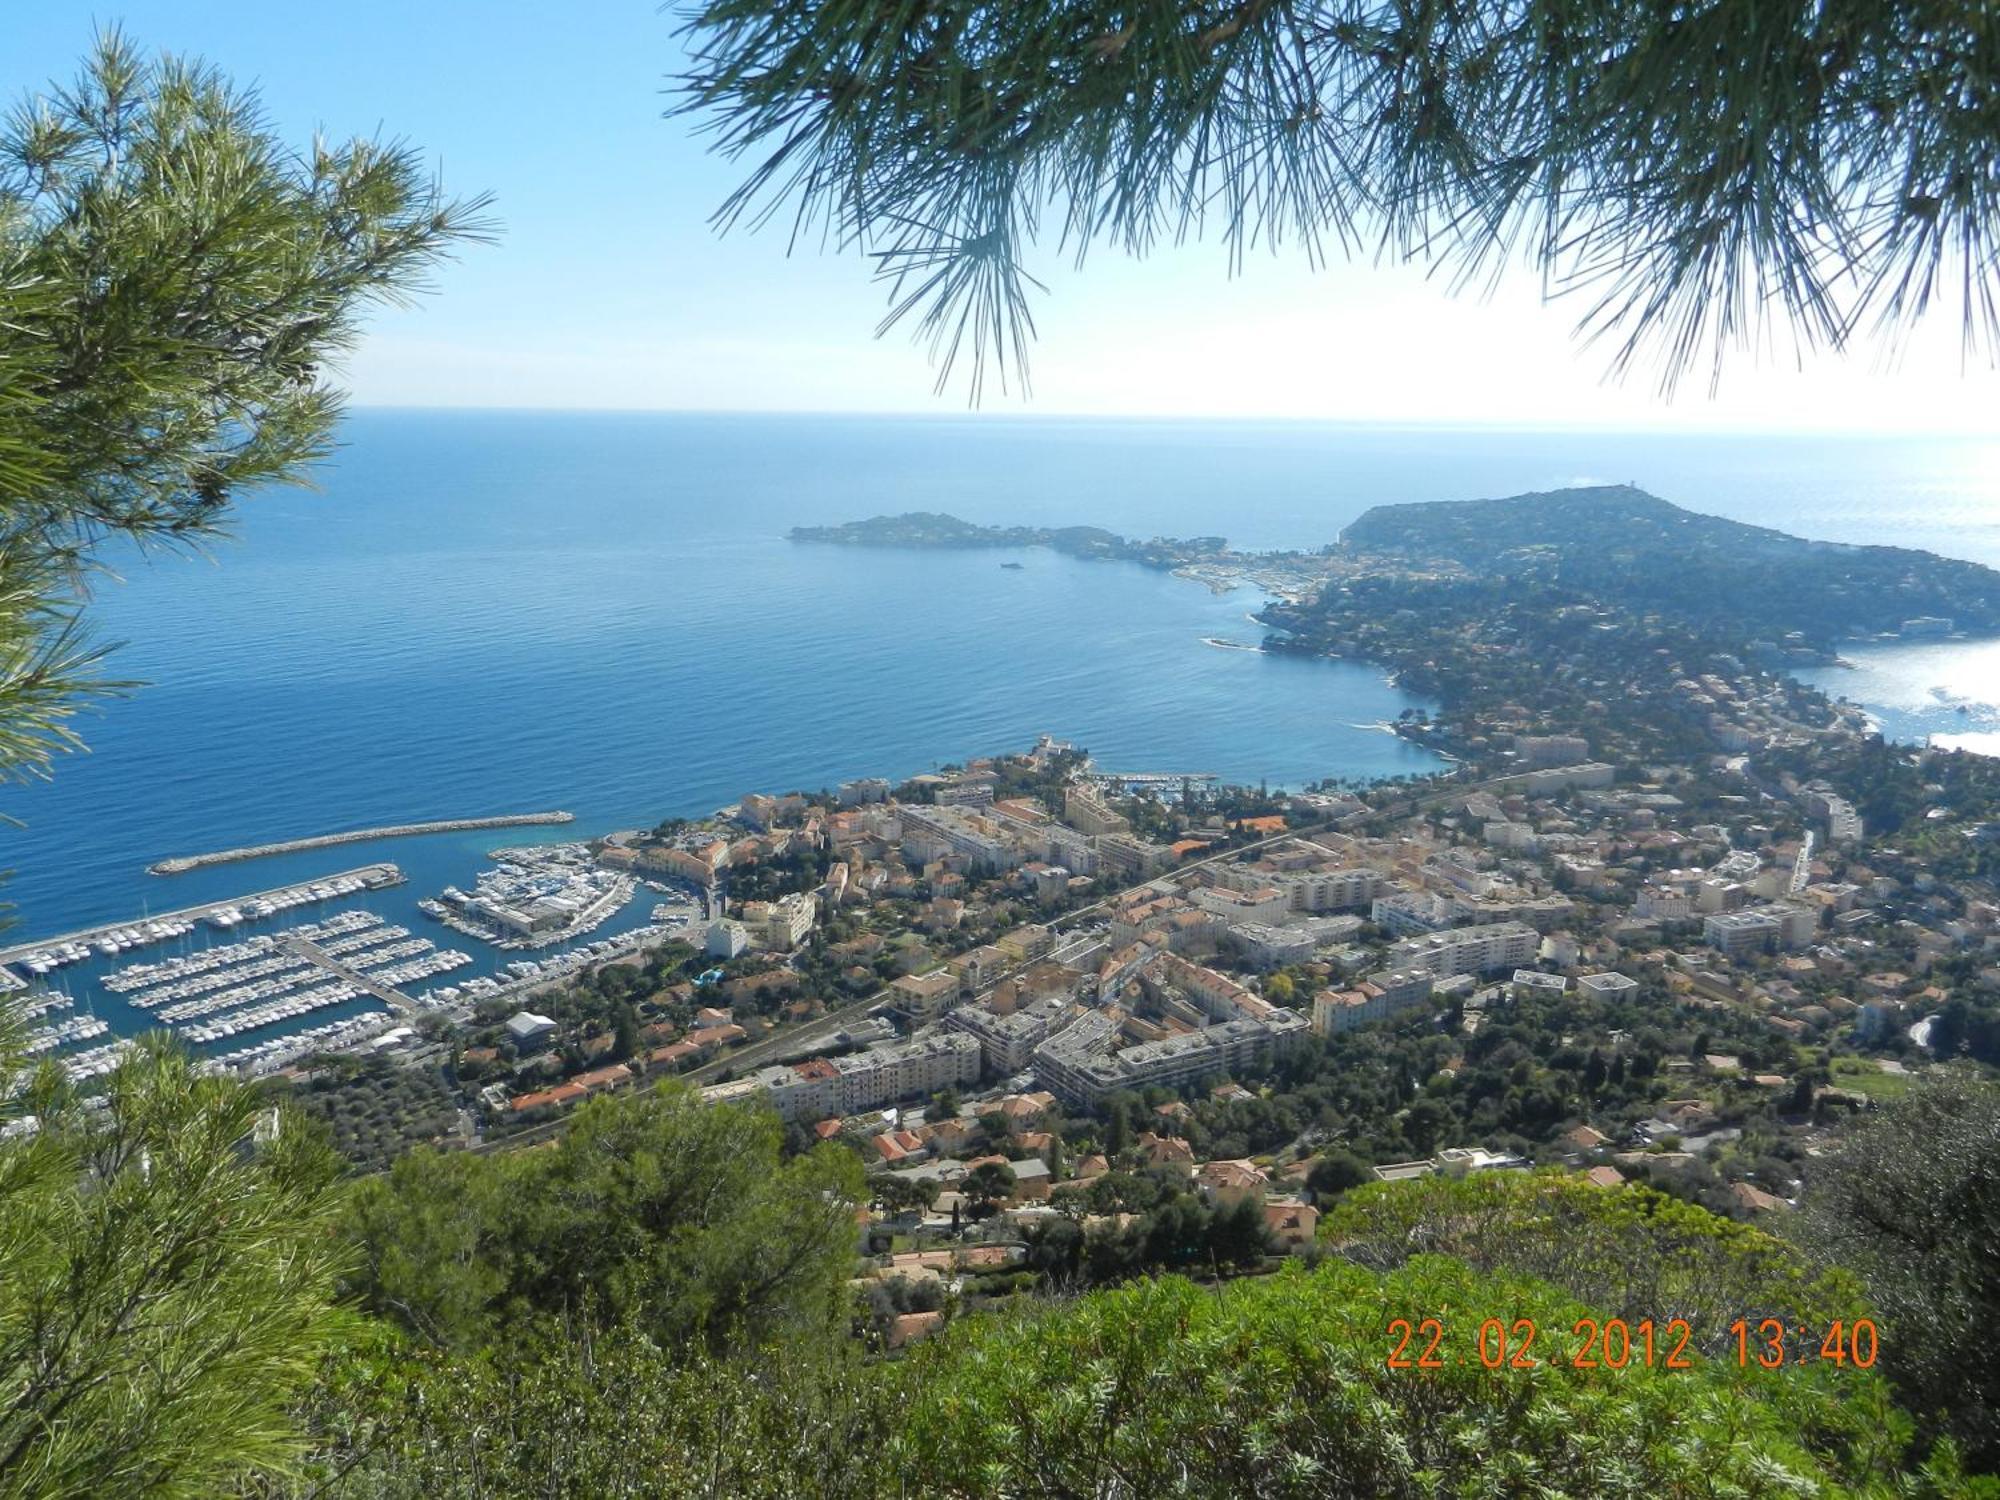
top-left (6, 412), bottom-right (1998, 1044)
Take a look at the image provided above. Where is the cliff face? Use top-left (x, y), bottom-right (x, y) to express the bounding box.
top-left (1341, 485), bottom-right (2000, 645)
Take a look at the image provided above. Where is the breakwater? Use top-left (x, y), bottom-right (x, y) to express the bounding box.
top-left (147, 812), bottom-right (575, 876)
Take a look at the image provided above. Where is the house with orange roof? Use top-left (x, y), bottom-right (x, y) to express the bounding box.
top-left (645, 1041), bottom-right (704, 1073)
top-left (1135, 1132), bottom-right (1195, 1176)
top-left (997, 1090), bottom-right (1056, 1126)
top-left (1014, 1130), bottom-right (1056, 1164)
top-left (1263, 1197), bottom-right (1320, 1248)
top-left (571, 1063), bottom-right (633, 1094)
top-left (510, 1080), bottom-right (589, 1113)
top-left (1728, 1181), bottom-right (1789, 1213)
top-left (886, 1311), bottom-right (946, 1350)
top-left (1195, 1158), bottom-right (1270, 1208)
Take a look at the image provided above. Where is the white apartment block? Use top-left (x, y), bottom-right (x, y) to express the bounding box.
top-left (742, 891), bottom-right (816, 951)
top-left (1214, 863), bottom-right (1384, 913)
top-left (944, 994), bottom-right (1075, 1074)
top-left (1704, 909), bottom-right (1781, 959)
top-left (1094, 833), bottom-right (1175, 881)
top-left (1505, 762), bottom-right (1617, 794)
top-left (1192, 884), bottom-right (1291, 926)
top-left (1223, 922), bottom-right (1316, 970)
top-left (830, 1032), bottom-right (981, 1114)
top-left (899, 804), bottom-right (1022, 873)
top-left (1636, 886), bottom-right (1694, 921)
top-left (1388, 921), bottom-right (1540, 978)
top-left (1043, 824), bottom-right (1100, 875)
top-left (1032, 954), bottom-right (1310, 1104)
top-left (1577, 971), bottom-right (1640, 998)
top-left (1514, 734), bottom-right (1591, 768)
top-left (1063, 784), bottom-right (1129, 836)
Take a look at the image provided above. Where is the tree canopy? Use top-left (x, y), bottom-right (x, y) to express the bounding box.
top-left (0, 1039), bottom-right (352, 1498)
top-left (341, 1080), bottom-right (865, 1354)
top-left (676, 0), bottom-right (2000, 396)
top-left (0, 33), bottom-right (488, 784)
top-left (1798, 1070), bottom-right (2000, 1469)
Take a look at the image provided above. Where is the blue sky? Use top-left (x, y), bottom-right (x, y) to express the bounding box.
top-left (10, 3), bottom-right (2000, 430)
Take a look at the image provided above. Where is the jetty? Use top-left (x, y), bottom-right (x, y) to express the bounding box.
top-left (280, 934), bottom-right (419, 1016)
top-left (148, 812), bottom-right (575, 875)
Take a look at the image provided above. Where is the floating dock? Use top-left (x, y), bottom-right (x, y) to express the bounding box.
top-left (147, 812), bottom-right (575, 875)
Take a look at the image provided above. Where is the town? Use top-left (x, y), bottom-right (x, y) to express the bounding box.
top-left (271, 680), bottom-right (2000, 1346)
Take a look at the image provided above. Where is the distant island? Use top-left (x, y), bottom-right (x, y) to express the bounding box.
top-left (791, 511), bottom-right (1230, 572)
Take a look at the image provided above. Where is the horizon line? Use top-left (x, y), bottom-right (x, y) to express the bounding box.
top-left (338, 404), bottom-right (1999, 441)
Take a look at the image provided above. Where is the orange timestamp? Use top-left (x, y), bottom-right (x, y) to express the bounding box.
top-left (1386, 1315), bottom-right (1879, 1372)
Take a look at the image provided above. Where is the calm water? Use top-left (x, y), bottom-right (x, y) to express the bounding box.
top-left (7, 412), bottom-right (1998, 1040)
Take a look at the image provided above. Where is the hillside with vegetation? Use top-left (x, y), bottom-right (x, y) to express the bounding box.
top-left (6, 1038), bottom-right (1998, 1497)
top-left (1341, 485), bottom-right (2000, 648)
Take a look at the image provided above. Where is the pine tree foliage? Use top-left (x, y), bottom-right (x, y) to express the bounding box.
top-left (675, 0), bottom-right (2000, 396)
top-left (1798, 1070), bottom-right (2000, 1471)
top-left (0, 1039), bottom-right (353, 1499)
top-left (0, 32), bottom-right (490, 786)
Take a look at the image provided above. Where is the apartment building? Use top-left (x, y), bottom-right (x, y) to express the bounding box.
top-left (1063, 784), bottom-right (1129, 836)
top-left (1704, 909), bottom-right (1781, 959)
top-left (740, 891), bottom-right (816, 951)
top-left (899, 804), bottom-right (1022, 874)
top-left (1388, 921), bottom-right (1540, 978)
top-left (1514, 734), bottom-right (1591, 768)
top-left (1191, 884), bottom-right (1291, 926)
top-left (1212, 862), bottom-right (1384, 914)
top-left (832, 1032), bottom-right (982, 1111)
top-left (945, 993), bottom-right (1077, 1074)
top-left (888, 968), bottom-right (962, 1023)
top-left (1094, 832), bottom-right (1176, 881)
top-left (1031, 953), bottom-right (1309, 1104)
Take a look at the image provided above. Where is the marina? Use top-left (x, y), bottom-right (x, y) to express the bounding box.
top-left (4, 830), bottom-right (688, 1078)
top-left (0, 864), bottom-right (406, 983)
top-left (423, 843), bottom-right (634, 950)
top-left (23, 1014), bottom-right (110, 1054)
top-left (75, 904), bottom-right (474, 1054)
